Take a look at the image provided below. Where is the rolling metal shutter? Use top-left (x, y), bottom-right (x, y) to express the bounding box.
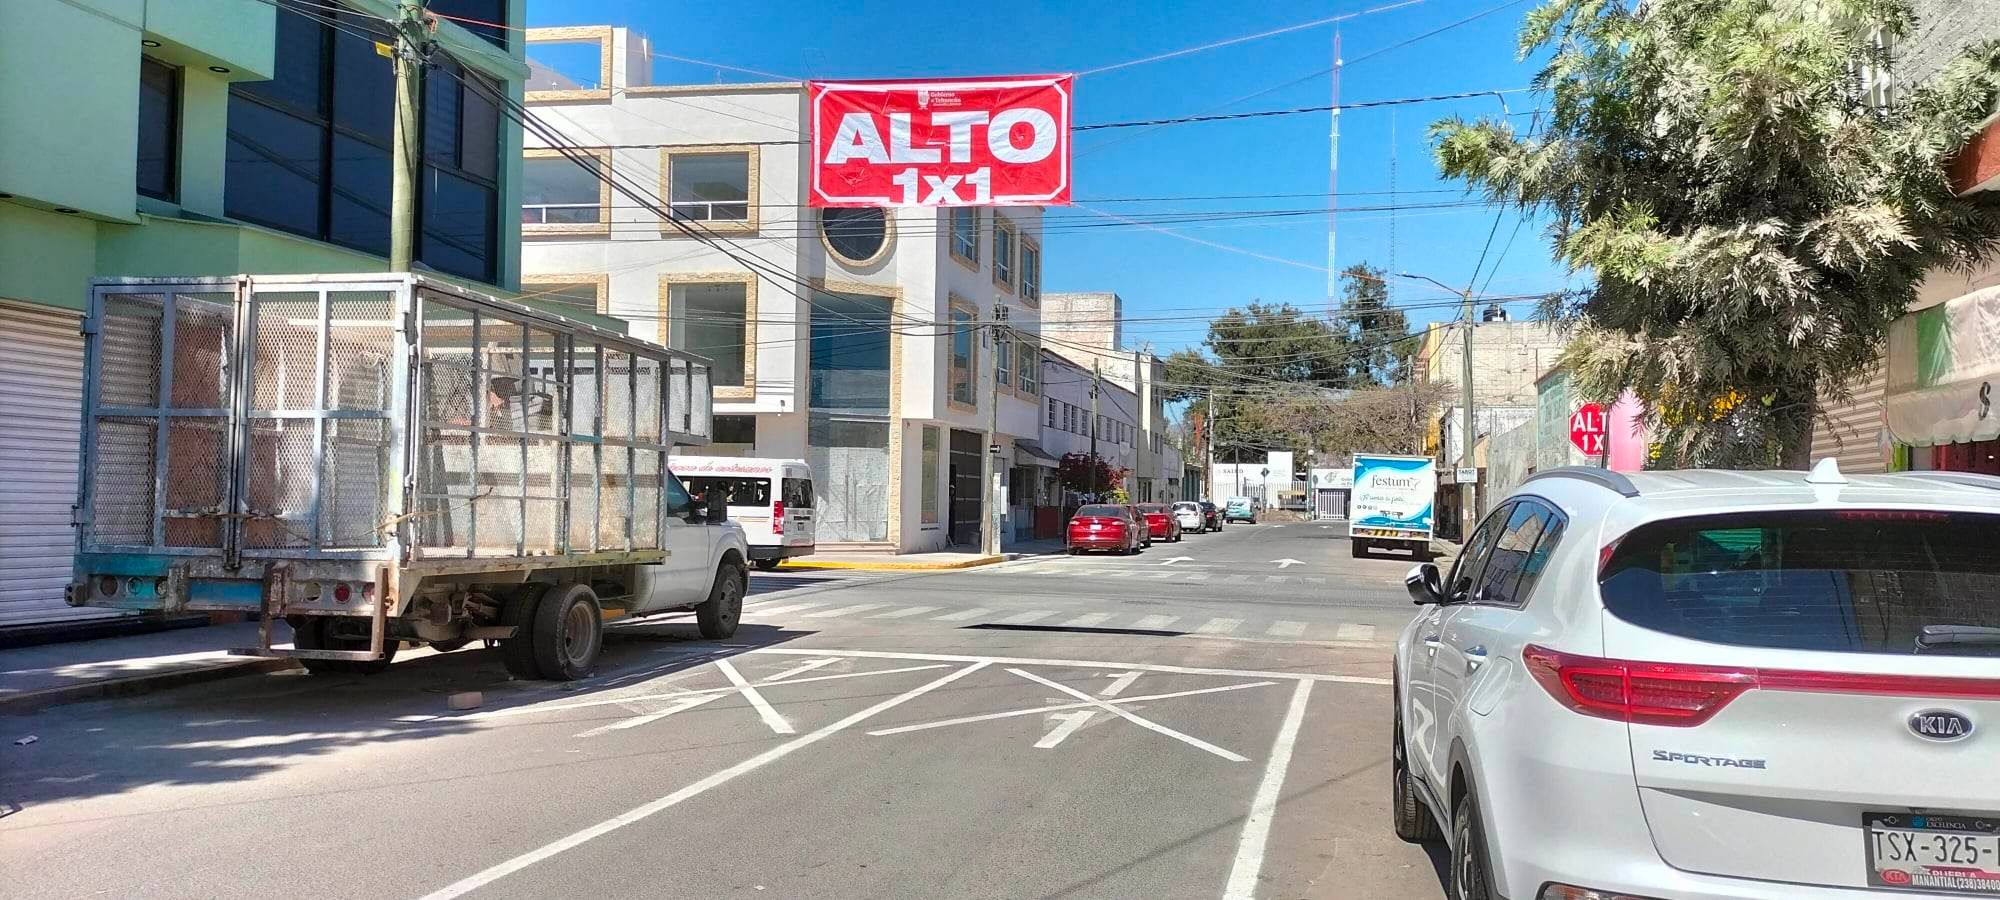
top-left (0, 301), bottom-right (122, 627)
top-left (1811, 358), bottom-right (1890, 475)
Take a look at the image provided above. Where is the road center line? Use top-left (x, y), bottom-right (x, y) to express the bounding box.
top-left (1223, 678), bottom-right (1316, 900)
top-left (714, 659), bottom-right (793, 734)
top-left (417, 662), bottom-right (991, 900)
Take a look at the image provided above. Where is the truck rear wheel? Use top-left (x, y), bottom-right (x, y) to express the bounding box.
top-left (532, 583), bottom-right (604, 681)
top-left (696, 559), bottom-right (746, 639)
top-left (754, 558), bottom-right (780, 571)
top-left (1351, 538), bottom-right (1370, 559)
top-left (500, 585), bottom-right (549, 680)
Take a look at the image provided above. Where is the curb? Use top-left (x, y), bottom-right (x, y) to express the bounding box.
top-left (778, 554), bottom-right (1009, 572)
top-left (0, 657), bottom-right (300, 716)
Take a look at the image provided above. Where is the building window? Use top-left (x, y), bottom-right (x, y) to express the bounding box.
top-left (949, 207), bottom-right (980, 268)
top-left (708, 414), bottom-right (756, 456)
top-left (949, 303), bottom-right (977, 408)
top-left (821, 207), bottom-right (891, 266)
top-left (525, 26), bottom-right (612, 99)
top-left (1047, 398), bottom-right (1057, 428)
top-left (996, 331), bottom-right (1012, 387)
top-left (921, 426), bottom-right (941, 524)
top-left (993, 219), bottom-right (1016, 289)
top-left (137, 57), bottom-right (180, 202)
top-left (1017, 338), bottom-right (1039, 395)
top-left (664, 276), bottom-right (756, 397)
top-left (428, 0), bottom-right (509, 48)
top-left (663, 147), bottom-right (757, 233)
top-left (522, 150), bottom-right (609, 230)
top-left (225, 10), bottom-right (499, 281)
top-left (1020, 240), bottom-right (1041, 304)
top-left (521, 275), bottom-right (606, 319)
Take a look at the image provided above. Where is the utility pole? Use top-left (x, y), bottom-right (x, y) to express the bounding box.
top-left (1204, 390), bottom-right (1216, 503)
top-left (388, 0), bottom-right (428, 272)
top-left (1458, 287), bottom-right (1475, 540)
top-left (1326, 30), bottom-right (1342, 317)
top-left (1089, 359), bottom-right (1101, 499)
top-left (982, 315), bottom-right (1002, 557)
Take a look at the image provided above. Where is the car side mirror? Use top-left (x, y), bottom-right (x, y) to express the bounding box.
top-left (1405, 563), bottom-right (1444, 605)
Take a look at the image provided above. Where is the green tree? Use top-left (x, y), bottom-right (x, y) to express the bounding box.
top-left (1431, 0), bottom-right (2000, 467)
top-left (1332, 264), bottom-right (1412, 385)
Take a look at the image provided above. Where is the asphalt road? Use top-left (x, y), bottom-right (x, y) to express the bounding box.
top-left (0, 521), bottom-right (1445, 899)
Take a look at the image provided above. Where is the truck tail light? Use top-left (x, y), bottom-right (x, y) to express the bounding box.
top-left (97, 575), bottom-right (119, 597)
top-left (332, 582), bottom-right (352, 603)
top-left (771, 501), bottom-right (785, 535)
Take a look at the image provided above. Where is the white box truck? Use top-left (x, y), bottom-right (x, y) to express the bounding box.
top-left (67, 274), bottom-right (751, 681)
top-left (1349, 454), bottom-right (1436, 559)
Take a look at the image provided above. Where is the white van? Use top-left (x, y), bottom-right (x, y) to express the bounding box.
top-left (672, 457), bottom-right (816, 570)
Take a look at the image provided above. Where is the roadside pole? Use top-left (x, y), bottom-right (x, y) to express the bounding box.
top-left (388, 0), bottom-right (427, 272)
top-left (1458, 286), bottom-right (1475, 540)
top-left (1205, 390), bottom-right (1216, 503)
top-left (982, 316), bottom-right (1002, 557)
top-left (1089, 359), bottom-right (1101, 499)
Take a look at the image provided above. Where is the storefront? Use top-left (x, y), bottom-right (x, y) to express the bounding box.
top-left (1884, 284), bottom-right (2000, 473)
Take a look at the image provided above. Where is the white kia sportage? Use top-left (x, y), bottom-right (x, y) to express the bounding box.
top-left (1393, 461), bottom-right (2000, 900)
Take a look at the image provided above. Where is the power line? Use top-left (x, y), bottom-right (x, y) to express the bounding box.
top-left (1076, 0), bottom-right (1428, 76)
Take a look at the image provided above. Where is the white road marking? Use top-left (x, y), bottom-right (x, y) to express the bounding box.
top-left (1033, 671), bottom-right (1142, 749)
top-left (1101, 571), bottom-right (1135, 578)
top-left (1220, 574), bottom-right (1250, 584)
top-left (1159, 556), bottom-right (1193, 566)
top-left (573, 693), bottom-right (726, 738)
top-left (1137, 572), bottom-right (1172, 580)
top-left (744, 601), bottom-right (830, 617)
top-left (1223, 678), bottom-right (1316, 900)
top-left (1264, 575), bottom-right (1289, 583)
top-left (761, 657), bottom-right (840, 683)
top-left (1271, 558), bottom-right (1304, 569)
top-left (931, 607), bottom-right (992, 621)
top-left (869, 606), bottom-right (939, 619)
top-left (753, 647), bottom-right (1392, 686)
top-left (461, 664), bottom-right (951, 724)
top-left (418, 663), bottom-right (990, 900)
top-left (871, 680), bottom-right (1276, 736)
top-left (1131, 614), bottom-right (1181, 630)
top-left (1182, 573), bottom-right (1210, 581)
top-left (1009, 668), bottom-right (1250, 762)
top-left (1196, 617), bottom-right (1244, 635)
top-left (1335, 623), bottom-right (1377, 641)
top-left (713, 659), bottom-right (793, 735)
top-left (996, 610), bottom-right (1056, 625)
top-left (1059, 612), bottom-right (1114, 628)
top-left (1267, 621), bottom-right (1307, 638)
top-left (1305, 576), bottom-right (1327, 585)
top-left (800, 603), bottom-right (890, 618)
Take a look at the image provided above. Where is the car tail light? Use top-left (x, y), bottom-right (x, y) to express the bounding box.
top-left (772, 501), bottom-right (785, 535)
top-left (1525, 645), bottom-right (2000, 727)
top-left (1524, 644), bottom-right (1754, 727)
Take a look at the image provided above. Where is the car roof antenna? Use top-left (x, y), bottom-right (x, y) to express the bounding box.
top-left (1804, 457), bottom-right (1847, 485)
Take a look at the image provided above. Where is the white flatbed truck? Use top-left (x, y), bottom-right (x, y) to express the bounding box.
top-left (1348, 453), bottom-right (1437, 560)
top-left (67, 274), bottom-right (750, 680)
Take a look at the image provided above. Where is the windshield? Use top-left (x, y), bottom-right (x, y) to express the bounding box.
top-left (1601, 510), bottom-right (2000, 656)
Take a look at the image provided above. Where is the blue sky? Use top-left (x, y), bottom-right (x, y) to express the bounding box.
top-left (525, 0), bottom-right (1580, 353)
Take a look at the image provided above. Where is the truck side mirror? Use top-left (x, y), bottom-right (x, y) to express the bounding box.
top-left (706, 502), bottom-right (728, 524)
top-left (1405, 563), bottom-right (1444, 605)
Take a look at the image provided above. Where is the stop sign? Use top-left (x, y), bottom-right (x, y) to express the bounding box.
top-left (1570, 403), bottom-right (1607, 456)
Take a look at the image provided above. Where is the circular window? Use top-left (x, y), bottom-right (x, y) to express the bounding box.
top-left (821, 207), bottom-right (892, 266)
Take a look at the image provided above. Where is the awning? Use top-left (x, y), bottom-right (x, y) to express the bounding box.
top-left (1885, 285), bottom-right (2000, 447)
top-left (1013, 439), bottom-right (1060, 468)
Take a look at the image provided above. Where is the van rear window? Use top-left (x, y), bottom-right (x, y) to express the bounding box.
top-left (1599, 510), bottom-right (2000, 656)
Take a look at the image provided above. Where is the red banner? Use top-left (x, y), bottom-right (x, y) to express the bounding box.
top-left (808, 75), bottom-right (1073, 208)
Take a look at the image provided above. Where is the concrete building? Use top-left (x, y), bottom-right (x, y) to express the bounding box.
top-left (1037, 350), bottom-right (1140, 502)
top-left (0, 0), bottom-right (532, 630)
top-left (1039, 291), bottom-right (1182, 502)
top-left (516, 27), bottom-right (1046, 552)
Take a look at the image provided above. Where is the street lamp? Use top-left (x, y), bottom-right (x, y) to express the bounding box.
top-left (1399, 271), bottom-right (1478, 541)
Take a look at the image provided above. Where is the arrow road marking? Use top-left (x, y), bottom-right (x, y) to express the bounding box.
top-left (1271, 558), bottom-right (1304, 569)
top-left (1035, 670), bottom-right (1143, 749)
top-left (1160, 556), bottom-right (1193, 566)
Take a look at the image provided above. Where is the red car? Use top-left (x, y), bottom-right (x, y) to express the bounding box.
top-left (1136, 503), bottom-right (1183, 543)
top-left (1067, 504), bottom-right (1144, 554)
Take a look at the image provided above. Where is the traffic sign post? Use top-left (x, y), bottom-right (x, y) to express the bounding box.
top-left (1570, 403), bottom-right (1608, 459)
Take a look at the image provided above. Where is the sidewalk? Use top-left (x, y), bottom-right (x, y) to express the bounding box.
top-left (778, 537), bottom-right (1067, 571)
top-left (0, 621), bottom-right (299, 715)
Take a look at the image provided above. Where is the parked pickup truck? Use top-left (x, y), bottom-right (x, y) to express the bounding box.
top-left (67, 274), bottom-right (749, 680)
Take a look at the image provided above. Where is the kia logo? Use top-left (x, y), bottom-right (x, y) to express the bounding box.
top-left (1909, 709), bottom-right (1975, 742)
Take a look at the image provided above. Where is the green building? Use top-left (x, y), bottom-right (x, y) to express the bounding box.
top-left (0, 0), bottom-right (531, 628)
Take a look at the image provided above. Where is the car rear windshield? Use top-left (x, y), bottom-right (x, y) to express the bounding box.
top-left (1600, 510), bottom-right (2000, 656)
top-left (1173, 502), bottom-right (1198, 510)
top-left (1076, 505), bottom-right (1126, 518)
top-left (1138, 504), bottom-right (1166, 513)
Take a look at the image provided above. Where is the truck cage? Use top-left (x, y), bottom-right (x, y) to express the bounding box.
top-left (71, 274), bottom-right (713, 653)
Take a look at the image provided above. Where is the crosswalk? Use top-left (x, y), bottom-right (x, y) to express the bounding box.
top-left (736, 596), bottom-right (1388, 644)
top-left (994, 563), bottom-right (1346, 588)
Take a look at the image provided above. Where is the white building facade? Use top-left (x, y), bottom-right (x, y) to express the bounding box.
top-left (517, 27), bottom-right (1045, 552)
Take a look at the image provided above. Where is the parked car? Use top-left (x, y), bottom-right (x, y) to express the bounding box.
top-left (1198, 500), bottom-right (1224, 531)
top-left (1392, 461), bottom-right (2000, 900)
top-left (1171, 500), bottom-right (1205, 533)
top-left (674, 456), bottom-right (816, 570)
top-left (1137, 503), bottom-right (1182, 543)
top-left (1123, 505), bottom-right (1154, 547)
top-left (1223, 496), bottom-right (1256, 523)
top-left (1066, 504), bottom-right (1144, 555)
